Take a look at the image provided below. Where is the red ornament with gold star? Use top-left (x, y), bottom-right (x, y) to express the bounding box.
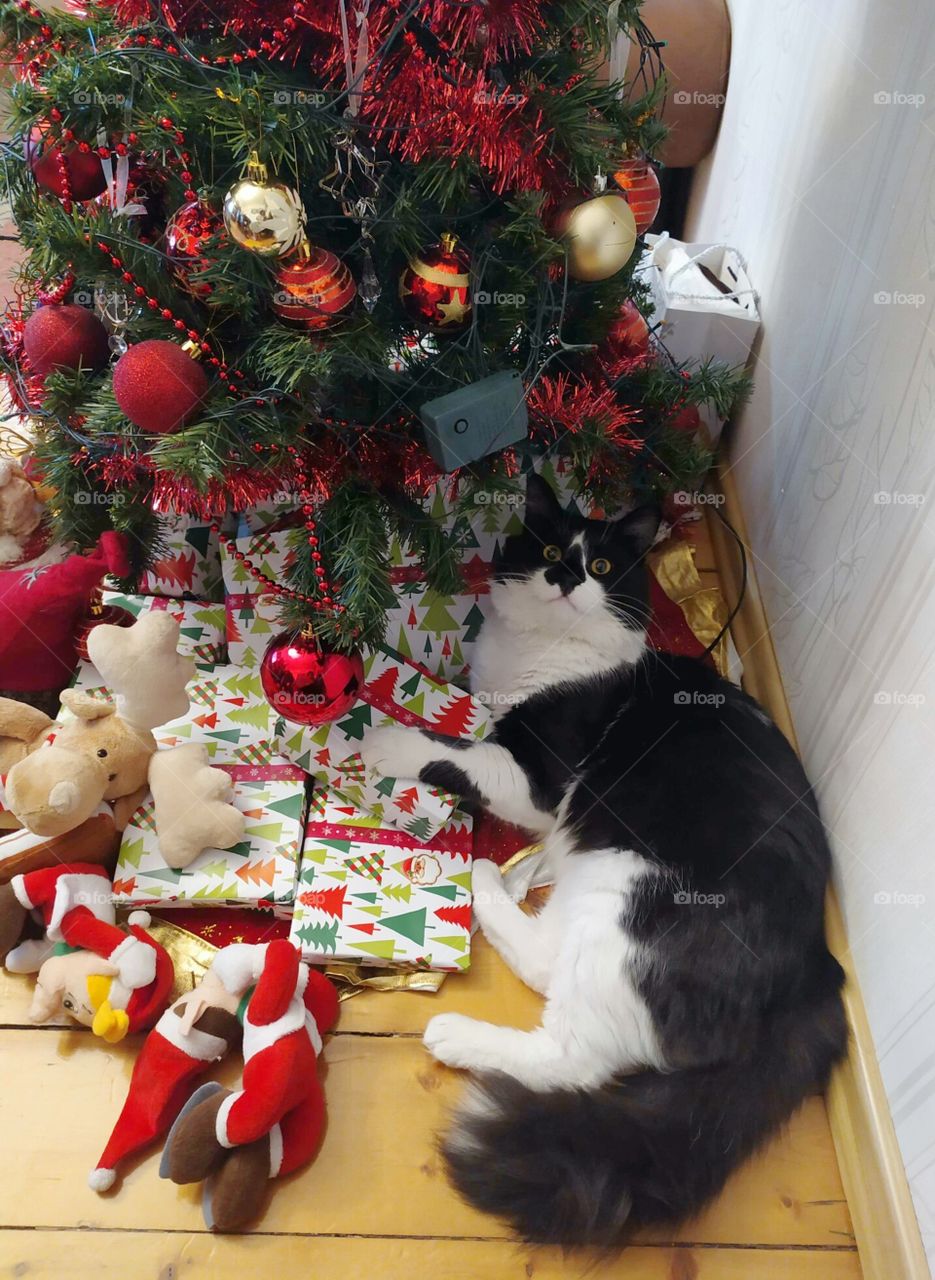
top-left (165, 200), bottom-right (224, 297)
top-left (399, 233), bottom-right (471, 335)
top-left (613, 157), bottom-right (662, 235)
top-left (260, 628), bottom-right (364, 726)
top-left (272, 240), bottom-right (357, 331)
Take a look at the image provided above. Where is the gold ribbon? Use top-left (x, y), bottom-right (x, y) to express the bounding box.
top-left (649, 537), bottom-right (731, 678)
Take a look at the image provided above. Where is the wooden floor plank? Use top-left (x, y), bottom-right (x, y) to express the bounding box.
top-left (0, 1231), bottom-right (861, 1280)
top-left (0, 1027), bottom-right (853, 1248)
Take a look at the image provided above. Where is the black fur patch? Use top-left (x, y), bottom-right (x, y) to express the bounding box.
top-left (419, 761), bottom-right (488, 806)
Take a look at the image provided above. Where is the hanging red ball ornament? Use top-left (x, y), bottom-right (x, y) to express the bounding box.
top-left (272, 240), bottom-right (357, 330)
top-left (613, 158), bottom-right (662, 235)
top-left (74, 595), bottom-right (137, 663)
top-left (165, 200), bottom-right (225, 297)
top-left (399, 233), bottom-right (472, 334)
top-left (260, 629), bottom-right (365, 726)
top-left (27, 127), bottom-right (108, 202)
top-left (605, 300), bottom-right (651, 358)
top-left (113, 340), bottom-right (209, 434)
top-left (23, 304), bottom-right (110, 376)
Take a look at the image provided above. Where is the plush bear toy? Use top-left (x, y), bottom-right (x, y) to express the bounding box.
top-left (0, 456), bottom-right (44, 566)
top-left (0, 863), bottom-right (173, 1041)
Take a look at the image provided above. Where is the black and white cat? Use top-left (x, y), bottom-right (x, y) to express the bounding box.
top-left (360, 474), bottom-right (847, 1247)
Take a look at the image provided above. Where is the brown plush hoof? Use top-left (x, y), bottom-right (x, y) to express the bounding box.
top-left (162, 1084), bottom-right (232, 1185)
top-left (205, 1136), bottom-right (271, 1232)
top-left (0, 881), bottom-right (27, 963)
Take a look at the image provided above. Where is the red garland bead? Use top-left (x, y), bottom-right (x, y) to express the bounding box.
top-left (113, 340), bottom-right (209, 433)
top-left (260, 630), bottom-right (364, 726)
top-left (27, 127), bottom-right (108, 201)
top-left (22, 303), bottom-right (110, 376)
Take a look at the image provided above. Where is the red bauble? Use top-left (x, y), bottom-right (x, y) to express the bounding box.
top-left (399, 233), bottom-right (472, 334)
top-left (27, 127), bottom-right (108, 202)
top-left (272, 242), bottom-right (357, 331)
top-left (23, 304), bottom-right (110, 376)
top-left (74, 601), bottom-right (136, 663)
top-left (113, 340), bottom-right (209, 434)
top-left (261, 630), bottom-right (364, 726)
top-left (605, 300), bottom-right (650, 358)
top-left (613, 158), bottom-right (662, 235)
top-left (166, 201), bottom-right (224, 297)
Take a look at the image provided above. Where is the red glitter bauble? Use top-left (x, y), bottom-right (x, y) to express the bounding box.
top-left (605, 300), bottom-right (650, 358)
top-left (113, 340), bottom-right (209, 434)
top-left (613, 158), bottom-right (662, 235)
top-left (165, 201), bottom-right (225, 297)
top-left (261, 630), bottom-right (364, 726)
top-left (399, 233), bottom-right (472, 335)
top-left (23, 304), bottom-right (110, 376)
top-left (272, 242), bottom-right (357, 331)
top-left (27, 127), bottom-right (108, 201)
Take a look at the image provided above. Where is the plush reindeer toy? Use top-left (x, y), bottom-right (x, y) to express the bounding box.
top-left (361, 474), bottom-right (846, 1249)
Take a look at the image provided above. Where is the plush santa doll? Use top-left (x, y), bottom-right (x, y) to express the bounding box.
top-left (0, 863), bottom-right (173, 1041)
top-left (92, 939), bottom-right (338, 1230)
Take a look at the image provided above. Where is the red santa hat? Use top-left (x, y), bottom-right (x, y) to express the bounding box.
top-left (89, 999), bottom-right (233, 1192)
top-left (109, 914), bottom-right (175, 1035)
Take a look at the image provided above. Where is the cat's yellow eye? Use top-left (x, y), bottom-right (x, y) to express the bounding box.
top-left (543, 545), bottom-right (562, 562)
top-left (590, 557), bottom-right (612, 576)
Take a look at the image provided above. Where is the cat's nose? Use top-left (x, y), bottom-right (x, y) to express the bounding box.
top-left (545, 557), bottom-right (586, 594)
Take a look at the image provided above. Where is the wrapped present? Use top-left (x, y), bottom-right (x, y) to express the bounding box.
top-left (69, 661), bottom-right (280, 766)
top-left (274, 645), bottom-right (491, 840)
top-left (290, 788), bottom-right (473, 971)
top-left (99, 592), bottom-right (227, 666)
top-left (383, 560), bottom-right (490, 684)
top-left (113, 762), bottom-right (305, 910)
top-left (137, 507), bottom-right (224, 600)
top-left (225, 589), bottom-right (284, 670)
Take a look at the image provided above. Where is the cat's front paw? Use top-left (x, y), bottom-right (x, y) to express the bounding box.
top-left (424, 1012), bottom-right (492, 1070)
top-left (359, 725), bottom-right (432, 780)
top-left (471, 859), bottom-right (511, 919)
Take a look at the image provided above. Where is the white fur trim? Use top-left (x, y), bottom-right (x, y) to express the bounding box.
top-left (127, 910), bottom-right (151, 928)
top-left (294, 963), bottom-right (309, 998)
top-left (88, 1167), bottom-right (115, 1192)
top-left (242, 996), bottom-right (317, 1063)
top-left (10, 874), bottom-right (32, 910)
top-left (215, 1090), bottom-right (241, 1149)
top-left (46, 873), bottom-right (114, 941)
top-left (154, 1009), bottom-right (229, 1062)
top-left (268, 1123), bottom-right (284, 1179)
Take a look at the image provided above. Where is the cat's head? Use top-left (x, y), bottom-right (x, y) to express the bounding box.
top-left (490, 474), bottom-right (660, 647)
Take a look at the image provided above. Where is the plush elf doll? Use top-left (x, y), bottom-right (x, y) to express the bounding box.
top-left (91, 939), bottom-right (338, 1231)
top-left (0, 863), bottom-right (173, 1040)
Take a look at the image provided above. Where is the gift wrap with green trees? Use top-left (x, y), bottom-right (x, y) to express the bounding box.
top-left (0, 0), bottom-right (748, 652)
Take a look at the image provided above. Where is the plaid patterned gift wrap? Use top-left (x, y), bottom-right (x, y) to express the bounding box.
top-left (273, 644), bottom-right (491, 840)
top-left (113, 763), bottom-right (306, 911)
top-left (289, 788), bottom-right (473, 971)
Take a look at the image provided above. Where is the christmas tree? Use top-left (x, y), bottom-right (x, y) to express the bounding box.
top-left (0, 0), bottom-right (748, 651)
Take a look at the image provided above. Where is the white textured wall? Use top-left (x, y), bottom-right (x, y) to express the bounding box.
top-left (685, 0), bottom-right (935, 1268)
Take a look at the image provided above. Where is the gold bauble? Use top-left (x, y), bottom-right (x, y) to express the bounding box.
top-left (560, 193), bottom-right (638, 282)
top-left (222, 151), bottom-right (307, 257)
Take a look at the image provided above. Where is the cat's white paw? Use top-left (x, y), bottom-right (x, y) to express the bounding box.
top-left (359, 725), bottom-right (431, 779)
top-left (470, 859), bottom-right (509, 917)
top-left (423, 1012), bottom-right (491, 1070)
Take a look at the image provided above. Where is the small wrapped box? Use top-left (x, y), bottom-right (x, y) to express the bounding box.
top-left (290, 788), bottom-right (473, 971)
top-left (137, 506), bottom-right (224, 600)
top-left (99, 592), bottom-right (227, 666)
top-left (274, 644), bottom-right (491, 840)
top-left (382, 562), bottom-right (490, 684)
top-left (113, 763), bottom-right (306, 911)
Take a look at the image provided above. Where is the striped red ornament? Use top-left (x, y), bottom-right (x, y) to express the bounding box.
top-left (613, 158), bottom-right (662, 235)
top-left (272, 241), bottom-right (357, 331)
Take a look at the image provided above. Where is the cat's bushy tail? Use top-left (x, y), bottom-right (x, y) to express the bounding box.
top-left (441, 983), bottom-right (846, 1246)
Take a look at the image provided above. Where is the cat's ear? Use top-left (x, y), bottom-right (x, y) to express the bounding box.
top-left (613, 503), bottom-right (662, 557)
top-left (524, 473), bottom-right (562, 525)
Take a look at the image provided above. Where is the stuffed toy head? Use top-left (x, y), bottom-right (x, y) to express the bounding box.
top-left (5, 692), bottom-right (155, 837)
top-left (0, 457), bottom-right (43, 566)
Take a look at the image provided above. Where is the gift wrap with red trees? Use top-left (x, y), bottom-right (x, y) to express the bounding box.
top-left (290, 788), bottom-right (474, 971)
